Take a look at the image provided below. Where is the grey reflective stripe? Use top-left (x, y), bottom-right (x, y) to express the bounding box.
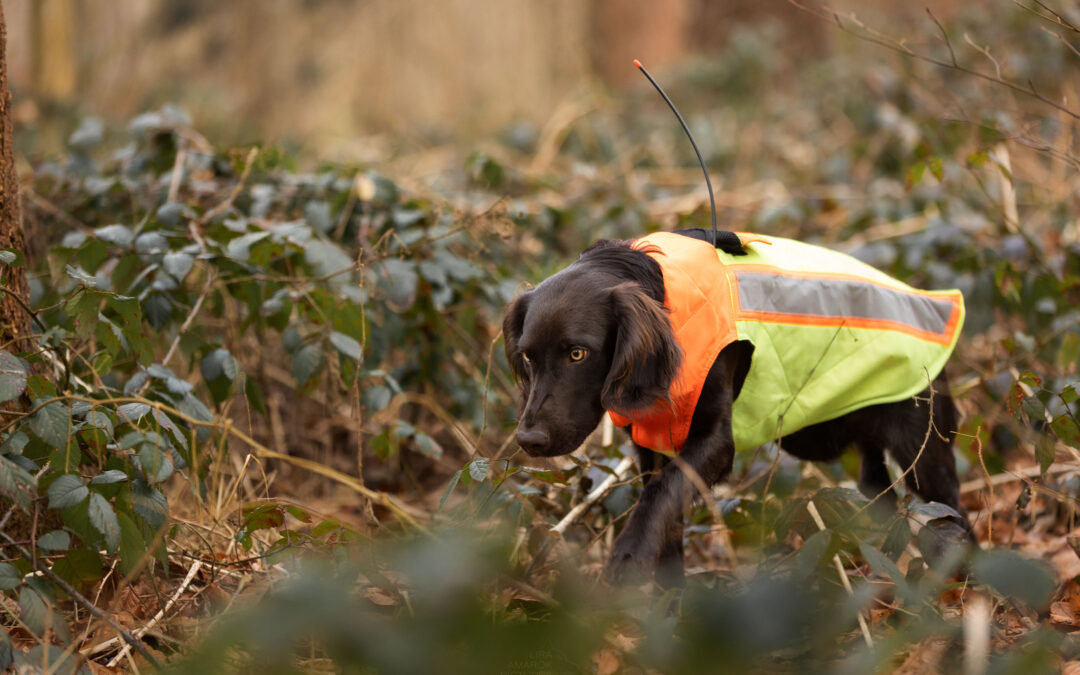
top-left (734, 271), bottom-right (954, 335)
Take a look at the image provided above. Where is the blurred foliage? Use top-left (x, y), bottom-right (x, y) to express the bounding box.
top-left (3, 0), bottom-right (1080, 672)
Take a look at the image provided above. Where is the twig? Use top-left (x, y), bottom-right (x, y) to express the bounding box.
top-left (0, 531), bottom-right (163, 670)
top-left (789, 0), bottom-right (1080, 121)
top-left (963, 594), bottom-right (991, 675)
top-left (960, 461), bottom-right (1077, 494)
top-left (167, 147), bottom-right (186, 204)
top-left (160, 272), bottom-right (216, 368)
top-left (196, 147), bottom-right (259, 226)
top-left (103, 560), bottom-right (202, 667)
top-left (1015, 0), bottom-right (1080, 33)
top-left (806, 500), bottom-right (874, 649)
top-left (552, 456), bottom-right (635, 536)
top-left (926, 9), bottom-right (958, 67)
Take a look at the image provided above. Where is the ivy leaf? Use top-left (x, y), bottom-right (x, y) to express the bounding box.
top-left (38, 529), bottom-right (71, 551)
top-left (88, 493), bottom-right (122, 553)
top-left (48, 474), bottom-right (89, 509)
top-left (0, 350), bottom-right (28, 403)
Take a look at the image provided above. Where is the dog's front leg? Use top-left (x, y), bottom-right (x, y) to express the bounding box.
top-left (605, 346), bottom-right (741, 586)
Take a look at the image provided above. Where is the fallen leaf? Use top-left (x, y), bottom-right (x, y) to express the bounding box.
top-left (593, 648), bottom-right (621, 675)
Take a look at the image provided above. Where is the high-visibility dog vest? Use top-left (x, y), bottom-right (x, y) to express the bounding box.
top-left (608, 232), bottom-right (964, 454)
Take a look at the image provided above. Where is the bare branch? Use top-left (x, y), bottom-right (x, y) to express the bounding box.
top-left (1015, 0), bottom-right (1080, 33)
top-left (787, 0), bottom-right (1080, 121)
top-left (927, 8), bottom-right (958, 66)
top-left (963, 33), bottom-right (1003, 80)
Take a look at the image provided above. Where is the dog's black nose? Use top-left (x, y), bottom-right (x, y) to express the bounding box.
top-left (516, 428), bottom-right (550, 455)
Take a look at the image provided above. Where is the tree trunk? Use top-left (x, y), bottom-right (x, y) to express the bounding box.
top-left (0, 0), bottom-right (32, 355)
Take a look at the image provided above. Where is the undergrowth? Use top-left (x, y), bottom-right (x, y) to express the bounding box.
top-left (3, 1), bottom-right (1080, 672)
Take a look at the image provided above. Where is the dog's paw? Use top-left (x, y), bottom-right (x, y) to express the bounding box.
top-left (604, 536), bottom-right (660, 586)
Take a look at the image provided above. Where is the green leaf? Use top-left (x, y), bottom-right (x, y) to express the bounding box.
top-left (927, 156), bottom-right (944, 181)
top-left (860, 541), bottom-right (920, 606)
top-left (95, 224), bottom-right (134, 247)
top-left (881, 517), bottom-right (913, 561)
top-left (30, 400), bottom-right (71, 447)
top-left (65, 264), bottom-right (98, 288)
top-left (1052, 416), bottom-right (1080, 450)
top-left (439, 470), bottom-right (463, 511)
top-left (330, 332), bottom-right (363, 362)
top-left (414, 431), bottom-right (443, 459)
top-left (793, 530), bottom-right (831, 582)
top-left (292, 344), bottom-right (324, 386)
top-left (202, 348), bottom-right (239, 381)
top-left (48, 474), bottom-right (89, 509)
top-left (90, 470), bottom-right (129, 485)
top-left (38, 529), bottom-right (71, 551)
top-left (162, 251), bottom-right (195, 281)
top-left (138, 443), bottom-right (174, 483)
top-left (19, 586), bottom-right (49, 636)
top-left (0, 562), bottom-right (22, 589)
top-left (131, 480), bottom-right (168, 530)
top-left (0, 632), bottom-right (10, 671)
top-left (88, 493), bottom-right (122, 553)
top-left (1035, 435), bottom-right (1056, 474)
top-left (468, 457), bottom-right (490, 482)
top-left (0, 454), bottom-right (37, 507)
top-left (117, 510), bottom-right (147, 577)
top-left (973, 549), bottom-right (1055, 610)
top-left (116, 402), bottom-right (151, 422)
top-left (1061, 385), bottom-right (1079, 405)
top-left (905, 161), bottom-right (926, 188)
top-left (0, 350), bottom-right (28, 403)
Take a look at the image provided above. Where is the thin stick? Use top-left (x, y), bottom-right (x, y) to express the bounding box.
top-left (552, 456), bottom-right (634, 536)
top-left (104, 560), bottom-right (203, 667)
top-left (806, 500), bottom-right (874, 649)
top-left (0, 532), bottom-right (163, 670)
top-left (196, 147), bottom-right (259, 226)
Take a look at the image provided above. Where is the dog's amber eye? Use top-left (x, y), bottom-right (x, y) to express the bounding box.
top-left (569, 347), bottom-right (588, 362)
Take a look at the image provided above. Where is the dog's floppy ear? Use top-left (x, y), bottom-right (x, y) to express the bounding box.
top-left (602, 282), bottom-right (682, 411)
top-left (503, 292), bottom-right (532, 381)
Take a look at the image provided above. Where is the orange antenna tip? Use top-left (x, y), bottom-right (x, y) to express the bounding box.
top-left (633, 59), bottom-right (643, 68)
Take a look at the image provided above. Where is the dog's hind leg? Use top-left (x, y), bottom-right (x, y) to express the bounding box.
top-left (883, 376), bottom-right (963, 513)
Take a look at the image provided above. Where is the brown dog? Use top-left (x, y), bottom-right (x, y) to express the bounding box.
top-left (504, 229), bottom-right (967, 586)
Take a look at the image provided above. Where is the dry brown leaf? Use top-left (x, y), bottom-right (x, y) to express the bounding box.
top-left (1062, 661), bottom-right (1080, 675)
top-left (362, 586), bottom-right (397, 607)
top-left (1051, 601), bottom-right (1080, 627)
top-left (593, 648), bottom-right (621, 675)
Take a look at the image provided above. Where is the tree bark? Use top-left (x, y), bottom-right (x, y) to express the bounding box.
top-left (0, 0), bottom-right (32, 354)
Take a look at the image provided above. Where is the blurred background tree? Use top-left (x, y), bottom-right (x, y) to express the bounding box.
top-left (5, 0), bottom-right (964, 156)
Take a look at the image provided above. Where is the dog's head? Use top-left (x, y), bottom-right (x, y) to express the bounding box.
top-left (503, 241), bottom-right (682, 456)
